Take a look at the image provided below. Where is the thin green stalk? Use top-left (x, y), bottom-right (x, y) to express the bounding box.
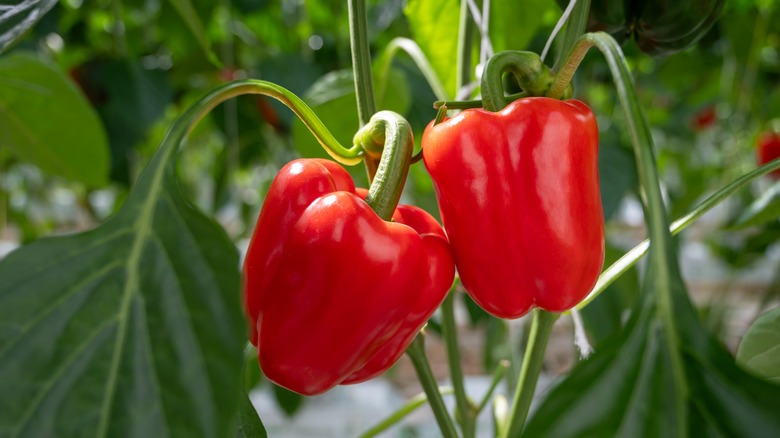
top-left (552, 0), bottom-right (591, 72)
top-left (577, 158), bottom-right (780, 310)
top-left (441, 290), bottom-right (475, 438)
top-left (406, 335), bottom-right (460, 438)
top-left (501, 310), bottom-right (559, 438)
top-left (359, 387), bottom-right (455, 438)
top-left (456, 0), bottom-right (475, 94)
top-left (476, 359), bottom-right (509, 415)
top-left (348, 0), bottom-right (380, 180)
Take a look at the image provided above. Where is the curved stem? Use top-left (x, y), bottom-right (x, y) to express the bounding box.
top-left (577, 158), bottom-right (780, 310)
top-left (552, 0), bottom-right (591, 71)
top-left (356, 111), bottom-right (414, 220)
top-left (481, 51), bottom-right (561, 111)
top-left (433, 92), bottom-right (528, 110)
top-left (406, 335), bottom-right (460, 438)
top-left (376, 38), bottom-right (450, 101)
top-left (442, 290), bottom-right (475, 438)
top-left (501, 310), bottom-right (559, 438)
top-left (359, 387), bottom-right (455, 438)
top-left (158, 80), bottom-right (364, 165)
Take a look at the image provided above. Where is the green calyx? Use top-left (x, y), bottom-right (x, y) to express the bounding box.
top-left (481, 51), bottom-right (573, 112)
top-left (353, 111), bottom-right (414, 221)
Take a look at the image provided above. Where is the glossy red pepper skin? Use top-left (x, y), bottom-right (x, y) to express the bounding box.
top-left (243, 159), bottom-right (454, 395)
top-left (757, 131), bottom-right (780, 179)
top-left (422, 97), bottom-right (604, 319)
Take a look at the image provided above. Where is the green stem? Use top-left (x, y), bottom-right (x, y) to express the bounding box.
top-left (348, 0), bottom-right (380, 180)
top-left (476, 359), bottom-right (509, 415)
top-left (359, 387), bottom-right (455, 438)
top-left (433, 92), bottom-right (528, 110)
top-left (355, 111), bottom-right (414, 220)
top-left (406, 335), bottom-right (460, 438)
top-left (552, 0), bottom-right (591, 71)
top-left (456, 0), bottom-right (475, 94)
top-left (481, 51), bottom-right (561, 111)
top-left (501, 310), bottom-right (559, 438)
top-left (551, 32), bottom-right (688, 435)
top-left (441, 289), bottom-right (475, 438)
top-left (577, 158), bottom-right (780, 310)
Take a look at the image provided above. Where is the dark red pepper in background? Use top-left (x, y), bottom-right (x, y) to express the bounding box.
top-left (243, 159), bottom-right (454, 395)
top-left (757, 131), bottom-right (780, 179)
top-left (422, 97), bottom-right (604, 319)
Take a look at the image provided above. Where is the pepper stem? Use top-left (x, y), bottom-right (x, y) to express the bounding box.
top-left (500, 310), bottom-right (559, 438)
top-left (354, 111), bottom-right (414, 220)
top-left (406, 334), bottom-right (460, 438)
top-left (481, 51), bottom-right (567, 112)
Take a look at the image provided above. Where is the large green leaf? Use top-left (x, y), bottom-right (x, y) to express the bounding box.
top-left (0, 0), bottom-right (57, 53)
top-left (0, 85), bottom-right (246, 436)
top-left (235, 390), bottom-right (267, 438)
top-left (0, 52), bottom-right (110, 186)
top-left (404, 0), bottom-right (459, 98)
top-left (737, 306), bottom-right (780, 384)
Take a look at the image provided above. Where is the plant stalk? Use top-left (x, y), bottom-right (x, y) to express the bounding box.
top-left (442, 289), bottom-right (475, 438)
top-left (501, 310), bottom-right (559, 438)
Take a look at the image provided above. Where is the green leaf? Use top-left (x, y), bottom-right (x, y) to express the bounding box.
top-left (490, 0), bottom-right (555, 53)
top-left (0, 85), bottom-right (246, 436)
top-left (0, 52), bottom-right (109, 186)
top-left (404, 0), bottom-right (459, 98)
top-left (235, 390), bottom-right (267, 438)
top-left (737, 306), bottom-right (780, 383)
top-left (733, 181), bottom-right (780, 229)
top-left (166, 0), bottom-right (218, 64)
top-left (272, 384), bottom-right (305, 417)
top-left (0, 0), bottom-right (58, 53)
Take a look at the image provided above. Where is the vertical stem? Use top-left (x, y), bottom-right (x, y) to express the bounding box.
top-left (501, 310), bottom-right (559, 438)
top-left (406, 335), bottom-right (460, 438)
top-left (552, 0), bottom-right (591, 72)
top-left (348, 0), bottom-right (380, 180)
top-left (456, 0), bottom-right (475, 94)
top-left (441, 290), bottom-right (475, 438)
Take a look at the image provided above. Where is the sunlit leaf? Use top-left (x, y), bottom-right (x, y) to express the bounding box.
top-left (404, 0), bottom-right (458, 98)
top-left (0, 52), bottom-right (109, 186)
top-left (737, 306), bottom-right (780, 384)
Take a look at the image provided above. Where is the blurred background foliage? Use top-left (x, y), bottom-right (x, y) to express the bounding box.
top-left (1, 0), bottom-right (780, 419)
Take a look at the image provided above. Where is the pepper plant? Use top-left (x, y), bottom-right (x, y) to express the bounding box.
top-left (1, 0), bottom-right (780, 437)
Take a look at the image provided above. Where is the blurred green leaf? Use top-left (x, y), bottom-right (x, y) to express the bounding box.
top-left (733, 181), bottom-right (780, 229)
top-left (0, 52), bottom-right (109, 186)
top-left (598, 140), bottom-right (637, 221)
top-left (235, 390), bottom-right (267, 438)
top-left (490, 0), bottom-right (554, 53)
top-left (0, 98), bottom-right (245, 435)
top-left (166, 0), bottom-right (218, 63)
top-left (272, 384), bottom-right (305, 417)
top-left (0, 0), bottom-right (58, 53)
top-left (404, 0), bottom-right (458, 98)
top-left (737, 306), bottom-right (780, 384)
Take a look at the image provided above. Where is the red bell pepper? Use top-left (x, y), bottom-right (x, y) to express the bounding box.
top-left (422, 97), bottom-right (604, 319)
top-left (243, 158), bottom-right (454, 395)
top-left (757, 131), bottom-right (780, 179)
